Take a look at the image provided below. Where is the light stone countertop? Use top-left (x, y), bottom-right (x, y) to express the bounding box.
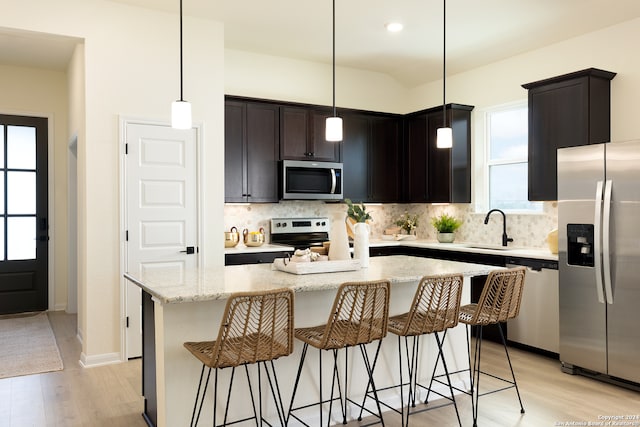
top-left (124, 255), bottom-right (500, 305)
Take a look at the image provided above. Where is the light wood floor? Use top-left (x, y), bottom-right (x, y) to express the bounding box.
top-left (1, 312), bottom-right (638, 426)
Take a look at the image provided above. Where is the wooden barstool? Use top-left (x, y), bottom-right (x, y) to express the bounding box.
top-left (183, 288), bottom-right (294, 427)
top-left (431, 267), bottom-right (527, 427)
top-left (362, 274), bottom-right (464, 427)
top-left (287, 280), bottom-right (391, 427)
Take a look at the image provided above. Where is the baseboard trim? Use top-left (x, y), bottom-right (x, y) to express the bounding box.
top-left (79, 351), bottom-right (122, 368)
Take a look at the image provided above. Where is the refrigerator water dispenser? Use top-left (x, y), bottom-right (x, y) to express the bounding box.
top-left (567, 224), bottom-right (594, 267)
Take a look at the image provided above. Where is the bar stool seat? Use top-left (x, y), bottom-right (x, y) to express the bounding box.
top-left (184, 288), bottom-right (294, 427)
top-left (287, 280), bottom-right (391, 427)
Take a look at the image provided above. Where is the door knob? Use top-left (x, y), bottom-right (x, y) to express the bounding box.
top-left (180, 246), bottom-right (195, 254)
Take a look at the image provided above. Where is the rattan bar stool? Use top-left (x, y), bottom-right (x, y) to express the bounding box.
top-left (287, 280), bottom-right (391, 427)
top-left (431, 267), bottom-right (527, 427)
top-left (183, 288), bottom-right (294, 427)
top-left (360, 274), bottom-right (464, 427)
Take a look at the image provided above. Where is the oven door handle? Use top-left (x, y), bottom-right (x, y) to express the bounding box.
top-left (330, 169), bottom-right (337, 194)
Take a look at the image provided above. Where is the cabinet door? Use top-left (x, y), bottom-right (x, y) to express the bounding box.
top-left (370, 116), bottom-right (401, 202)
top-left (528, 79), bottom-right (588, 200)
top-left (245, 103), bottom-right (279, 202)
top-left (224, 100), bottom-right (247, 202)
top-left (342, 113), bottom-right (369, 202)
top-left (280, 106), bottom-right (309, 160)
top-left (309, 109), bottom-right (341, 162)
top-left (405, 113), bottom-right (429, 202)
top-left (427, 111), bottom-right (452, 203)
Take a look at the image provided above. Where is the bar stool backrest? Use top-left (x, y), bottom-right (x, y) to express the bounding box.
top-left (320, 280), bottom-right (390, 350)
top-left (401, 273), bottom-right (464, 336)
top-left (467, 267), bottom-right (526, 326)
top-left (207, 288), bottom-right (294, 368)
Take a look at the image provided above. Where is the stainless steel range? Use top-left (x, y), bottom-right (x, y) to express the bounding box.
top-left (270, 217), bottom-right (330, 249)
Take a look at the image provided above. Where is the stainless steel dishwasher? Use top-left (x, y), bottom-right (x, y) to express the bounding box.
top-left (506, 257), bottom-right (559, 354)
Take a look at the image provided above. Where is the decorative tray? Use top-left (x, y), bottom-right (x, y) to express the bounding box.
top-left (272, 258), bottom-right (361, 275)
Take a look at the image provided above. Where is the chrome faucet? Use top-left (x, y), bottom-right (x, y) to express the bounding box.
top-left (484, 209), bottom-right (513, 247)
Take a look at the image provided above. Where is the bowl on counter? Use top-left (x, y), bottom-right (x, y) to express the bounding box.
top-left (224, 226), bottom-right (240, 248)
top-left (243, 227), bottom-right (265, 247)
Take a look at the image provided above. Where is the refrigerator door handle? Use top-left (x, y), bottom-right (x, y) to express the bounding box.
top-left (594, 180), bottom-right (606, 304)
top-left (602, 179), bottom-right (614, 304)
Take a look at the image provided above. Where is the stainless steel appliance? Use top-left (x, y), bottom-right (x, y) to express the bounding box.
top-left (270, 217), bottom-right (330, 249)
top-left (281, 160), bottom-right (343, 200)
top-left (558, 140), bottom-right (640, 385)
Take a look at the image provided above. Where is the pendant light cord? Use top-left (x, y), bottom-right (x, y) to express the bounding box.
top-left (332, 0), bottom-right (336, 118)
top-left (442, 0), bottom-right (446, 127)
top-left (179, 0), bottom-right (184, 102)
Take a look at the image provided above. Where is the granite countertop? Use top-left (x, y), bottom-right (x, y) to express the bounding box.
top-left (124, 255), bottom-right (500, 305)
top-left (225, 239), bottom-right (558, 262)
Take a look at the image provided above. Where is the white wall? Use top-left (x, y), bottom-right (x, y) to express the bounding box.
top-left (1, 0), bottom-right (225, 363)
top-left (225, 48), bottom-right (408, 113)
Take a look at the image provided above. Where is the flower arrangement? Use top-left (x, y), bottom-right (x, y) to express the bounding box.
top-left (431, 213), bottom-right (462, 233)
top-left (344, 199), bottom-right (372, 223)
top-left (395, 211), bottom-right (420, 234)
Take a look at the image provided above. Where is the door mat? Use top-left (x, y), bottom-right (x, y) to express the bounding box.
top-left (0, 312), bottom-right (63, 379)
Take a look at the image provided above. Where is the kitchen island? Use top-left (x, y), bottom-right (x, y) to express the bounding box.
top-left (125, 255), bottom-right (501, 427)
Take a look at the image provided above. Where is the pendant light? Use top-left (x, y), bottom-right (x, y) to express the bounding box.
top-left (171, 0), bottom-right (192, 129)
top-left (325, 0), bottom-right (343, 142)
top-left (436, 0), bottom-right (453, 149)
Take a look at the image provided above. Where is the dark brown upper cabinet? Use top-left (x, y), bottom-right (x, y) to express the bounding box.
top-left (342, 112), bottom-right (402, 203)
top-left (280, 106), bottom-right (341, 162)
top-left (404, 104), bottom-right (473, 203)
top-left (523, 68), bottom-right (616, 201)
top-left (224, 98), bottom-right (280, 203)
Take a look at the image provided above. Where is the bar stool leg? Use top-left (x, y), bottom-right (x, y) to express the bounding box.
top-left (190, 365), bottom-right (211, 427)
top-left (287, 343), bottom-right (309, 426)
top-left (497, 323), bottom-right (525, 415)
top-left (433, 331), bottom-right (462, 427)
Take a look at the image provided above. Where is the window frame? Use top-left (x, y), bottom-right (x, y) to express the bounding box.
top-left (474, 100), bottom-right (542, 214)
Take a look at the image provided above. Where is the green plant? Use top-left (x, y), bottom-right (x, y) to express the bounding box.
top-left (344, 199), bottom-right (372, 223)
top-left (395, 211), bottom-right (420, 234)
top-left (431, 213), bottom-right (462, 233)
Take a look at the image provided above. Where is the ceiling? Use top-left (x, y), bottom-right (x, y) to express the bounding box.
top-left (3, 1), bottom-right (640, 86)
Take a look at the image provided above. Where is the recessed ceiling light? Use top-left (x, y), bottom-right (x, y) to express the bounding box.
top-left (385, 22), bottom-right (404, 33)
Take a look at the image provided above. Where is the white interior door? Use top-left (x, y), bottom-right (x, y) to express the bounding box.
top-left (124, 122), bottom-right (198, 359)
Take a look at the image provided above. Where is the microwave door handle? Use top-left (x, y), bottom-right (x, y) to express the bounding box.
top-left (594, 180), bottom-right (606, 304)
top-left (330, 169), bottom-right (337, 194)
top-left (602, 179), bottom-right (614, 304)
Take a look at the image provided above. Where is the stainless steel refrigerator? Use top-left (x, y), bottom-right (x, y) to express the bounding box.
top-left (558, 140), bottom-right (640, 385)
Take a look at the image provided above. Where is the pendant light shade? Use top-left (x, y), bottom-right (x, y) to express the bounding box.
top-left (325, 0), bottom-right (343, 142)
top-left (172, 100), bottom-right (192, 129)
top-left (171, 0), bottom-right (192, 130)
top-left (436, 127), bottom-right (453, 149)
top-left (326, 116), bottom-right (343, 141)
top-left (437, 0), bottom-right (452, 149)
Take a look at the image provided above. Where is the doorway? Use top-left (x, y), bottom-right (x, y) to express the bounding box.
top-left (123, 120), bottom-right (199, 359)
top-left (0, 114), bottom-right (49, 315)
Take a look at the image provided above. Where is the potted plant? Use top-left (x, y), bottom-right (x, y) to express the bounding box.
top-left (345, 199), bottom-right (372, 223)
top-left (395, 211), bottom-right (420, 237)
top-left (431, 213), bottom-right (462, 243)
top-left (344, 199), bottom-right (372, 267)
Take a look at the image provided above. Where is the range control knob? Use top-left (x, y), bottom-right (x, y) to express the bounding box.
top-left (316, 221), bottom-right (321, 226)
top-left (321, 221), bottom-right (326, 226)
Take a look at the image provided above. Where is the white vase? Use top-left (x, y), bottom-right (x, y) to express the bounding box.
top-left (328, 214), bottom-right (351, 261)
top-left (353, 222), bottom-right (370, 268)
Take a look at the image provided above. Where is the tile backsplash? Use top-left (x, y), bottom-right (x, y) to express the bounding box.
top-left (224, 201), bottom-right (558, 249)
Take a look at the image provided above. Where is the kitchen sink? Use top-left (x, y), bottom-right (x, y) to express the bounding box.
top-left (464, 244), bottom-right (513, 251)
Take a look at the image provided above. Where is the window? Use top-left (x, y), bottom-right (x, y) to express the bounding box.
top-left (484, 103), bottom-right (542, 213)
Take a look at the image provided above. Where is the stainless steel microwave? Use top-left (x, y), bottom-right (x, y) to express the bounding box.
top-left (281, 160), bottom-right (343, 200)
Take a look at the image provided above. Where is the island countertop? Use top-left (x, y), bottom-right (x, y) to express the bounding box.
top-left (124, 255), bottom-right (501, 304)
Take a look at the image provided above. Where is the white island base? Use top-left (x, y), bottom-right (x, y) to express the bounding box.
top-left (126, 256), bottom-right (499, 427)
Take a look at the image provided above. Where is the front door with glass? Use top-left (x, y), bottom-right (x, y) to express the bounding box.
top-left (0, 115), bottom-right (48, 315)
